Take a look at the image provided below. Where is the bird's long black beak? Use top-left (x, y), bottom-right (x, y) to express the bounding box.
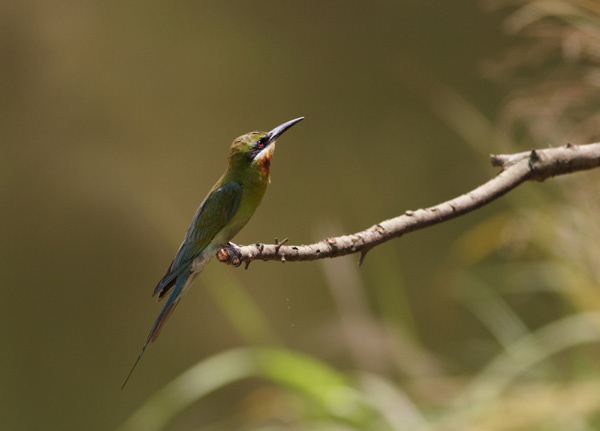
top-left (267, 117), bottom-right (304, 144)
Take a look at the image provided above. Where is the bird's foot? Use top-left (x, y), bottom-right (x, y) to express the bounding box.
top-left (216, 242), bottom-right (243, 267)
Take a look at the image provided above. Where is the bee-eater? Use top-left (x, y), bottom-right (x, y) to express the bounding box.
top-left (122, 117), bottom-right (304, 388)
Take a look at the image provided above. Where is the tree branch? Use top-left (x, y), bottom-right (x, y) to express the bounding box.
top-left (217, 142), bottom-right (600, 267)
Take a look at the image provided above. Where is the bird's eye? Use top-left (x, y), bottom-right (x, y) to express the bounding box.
top-left (256, 137), bottom-right (266, 147)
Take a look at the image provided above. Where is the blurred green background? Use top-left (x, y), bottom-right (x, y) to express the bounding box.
top-left (3, 1), bottom-right (600, 430)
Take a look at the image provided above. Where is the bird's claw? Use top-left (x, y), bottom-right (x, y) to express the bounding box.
top-left (216, 242), bottom-right (243, 267)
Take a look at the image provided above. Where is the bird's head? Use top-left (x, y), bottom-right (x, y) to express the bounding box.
top-left (228, 117), bottom-right (303, 177)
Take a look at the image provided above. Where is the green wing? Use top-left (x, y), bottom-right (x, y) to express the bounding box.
top-left (154, 181), bottom-right (242, 298)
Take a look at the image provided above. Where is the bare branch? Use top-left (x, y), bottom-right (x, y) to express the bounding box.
top-left (217, 142), bottom-right (600, 266)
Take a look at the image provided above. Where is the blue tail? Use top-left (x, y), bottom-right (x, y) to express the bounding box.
top-left (121, 271), bottom-right (189, 389)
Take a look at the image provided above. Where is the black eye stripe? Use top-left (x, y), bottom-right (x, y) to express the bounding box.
top-left (247, 136), bottom-right (269, 160)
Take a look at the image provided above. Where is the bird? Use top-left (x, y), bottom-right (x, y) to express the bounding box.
top-left (122, 117), bottom-right (304, 388)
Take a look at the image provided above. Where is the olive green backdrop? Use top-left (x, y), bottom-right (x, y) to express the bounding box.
top-left (3, 1), bottom-right (597, 430)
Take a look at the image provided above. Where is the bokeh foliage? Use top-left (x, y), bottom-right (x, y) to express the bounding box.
top-left (2, 1), bottom-right (600, 430)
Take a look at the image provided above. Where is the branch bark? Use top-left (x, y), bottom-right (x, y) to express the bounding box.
top-left (217, 142), bottom-right (600, 267)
